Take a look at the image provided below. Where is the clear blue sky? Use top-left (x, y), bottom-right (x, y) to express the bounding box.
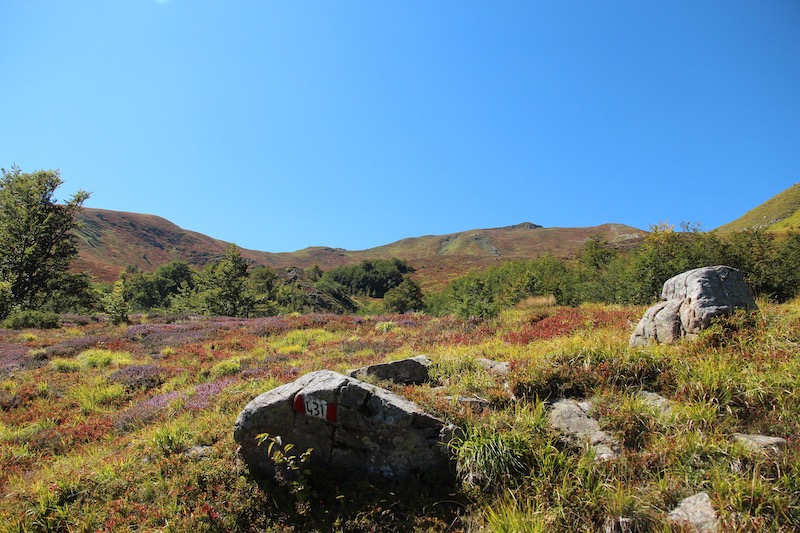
top-left (2, 1), bottom-right (799, 253)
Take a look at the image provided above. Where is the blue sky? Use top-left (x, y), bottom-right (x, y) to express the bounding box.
top-left (2, 1), bottom-right (799, 253)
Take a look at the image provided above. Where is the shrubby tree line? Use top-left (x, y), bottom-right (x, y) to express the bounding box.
top-left (2, 166), bottom-right (798, 325)
top-left (428, 222), bottom-right (800, 318)
top-left (104, 252), bottom-right (423, 321)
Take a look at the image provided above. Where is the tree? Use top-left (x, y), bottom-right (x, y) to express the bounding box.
top-left (199, 244), bottom-right (253, 317)
top-left (104, 274), bottom-right (130, 325)
top-left (0, 166), bottom-right (90, 313)
top-left (383, 278), bottom-right (424, 313)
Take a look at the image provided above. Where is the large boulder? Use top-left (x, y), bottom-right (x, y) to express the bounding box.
top-left (233, 370), bottom-right (454, 483)
top-left (630, 266), bottom-right (757, 347)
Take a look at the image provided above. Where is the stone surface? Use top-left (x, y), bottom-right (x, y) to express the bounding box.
top-left (185, 445), bottom-right (213, 459)
top-left (233, 370), bottom-right (454, 482)
top-left (549, 398), bottom-right (619, 460)
top-left (638, 391), bottom-right (672, 414)
top-left (476, 357), bottom-right (511, 376)
top-left (630, 266), bottom-right (758, 346)
top-left (733, 433), bottom-right (788, 456)
top-left (667, 492), bottom-right (718, 532)
top-left (347, 355), bottom-right (432, 385)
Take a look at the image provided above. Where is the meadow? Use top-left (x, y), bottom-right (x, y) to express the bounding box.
top-left (1, 299), bottom-right (799, 532)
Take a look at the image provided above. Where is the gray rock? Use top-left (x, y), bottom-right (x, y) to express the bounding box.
top-left (638, 391), bottom-right (672, 414)
top-left (667, 492), bottom-right (718, 532)
top-left (185, 445), bottom-right (213, 459)
top-left (631, 266), bottom-right (758, 346)
top-left (549, 398), bottom-right (619, 460)
top-left (476, 357), bottom-right (511, 376)
top-left (233, 370), bottom-right (454, 483)
top-left (347, 355), bottom-right (431, 385)
top-left (733, 433), bottom-right (787, 456)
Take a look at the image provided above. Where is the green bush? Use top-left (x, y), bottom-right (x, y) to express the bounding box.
top-left (2, 310), bottom-right (61, 329)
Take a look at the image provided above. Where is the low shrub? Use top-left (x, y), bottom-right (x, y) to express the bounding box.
top-left (3, 310), bottom-right (61, 330)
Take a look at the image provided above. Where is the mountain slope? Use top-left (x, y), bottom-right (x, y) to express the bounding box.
top-left (72, 208), bottom-right (647, 290)
top-left (717, 183), bottom-right (800, 233)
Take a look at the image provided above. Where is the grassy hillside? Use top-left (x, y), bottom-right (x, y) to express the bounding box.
top-left (1, 302), bottom-right (798, 530)
top-left (717, 183), bottom-right (800, 233)
top-left (73, 209), bottom-right (646, 290)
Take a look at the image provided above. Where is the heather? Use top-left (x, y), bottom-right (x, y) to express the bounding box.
top-left (0, 301), bottom-right (798, 531)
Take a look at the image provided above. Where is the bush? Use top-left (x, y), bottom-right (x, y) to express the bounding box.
top-left (2, 310), bottom-right (61, 329)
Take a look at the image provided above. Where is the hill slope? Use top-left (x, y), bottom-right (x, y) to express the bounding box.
top-left (72, 208), bottom-right (646, 289)
top-left (717, 183), bottom-right (800, 233)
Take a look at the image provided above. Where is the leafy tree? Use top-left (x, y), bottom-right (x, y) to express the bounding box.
top-left (199, 244), bottom-right (253, 317)
top-left (322, 258), bottom-right (413, 297)
top-left (305, 263), bottom-right (323, 282)
top-left (275, 284), bottom-right (315, 314)
top-left (383, 278), bottom-right (424, 313)
top-left (152, 261), bottom-right (196, 304)
top-left (104, 275), bottom-right (129, 325)
top-left (579, 235), bottom-right (617, 270)
top-left (41, 272), bottom-right (98, 314)
top-left (248, 265), bottom-right (279, 316)
top-left (0, 166), bottom-right (89, 313)
top-left (774, 231), bottom-right (800, 302)
top-left (124, 267), bottom-right (161, 311)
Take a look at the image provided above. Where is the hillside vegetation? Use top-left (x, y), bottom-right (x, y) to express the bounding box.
top-left (1, 300), bottom-right (798, 531)
top-left (72, 208), bottom-right (646, 290)
top-left (718, 183), bottom-right (800, 233)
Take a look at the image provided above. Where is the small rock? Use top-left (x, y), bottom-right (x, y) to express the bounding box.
top-left (638, 391), bottom-right (672, 414)
top-left (347, 355), bottom-right (431, 385)
top-left (185, 445), bottom-right (213, 459)
top-left (667, 492), bottom-right (718, 532)
top-left (732, 433), bottom-right (787, 456)
top-left (549, 398), bottom-right (619, 460)
top-left (476, 357), bottom-right (510, 376)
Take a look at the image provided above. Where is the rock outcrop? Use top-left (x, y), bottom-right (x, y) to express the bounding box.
top-left (630, 266), bottom-right (758, 347)
top-left (733, 433), bottom-right (788, 457)
top-left (667, 492), bottom-right (719, 532)
top-left (549, 398), bottom-right (619, 460)
top-left (233, 370), bottom-right (454, 483)
top-left (347, 355), bottom-right (432, 385)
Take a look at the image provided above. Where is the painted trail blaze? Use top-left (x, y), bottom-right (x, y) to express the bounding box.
top-left (294, 393), bottom-right (337, 423)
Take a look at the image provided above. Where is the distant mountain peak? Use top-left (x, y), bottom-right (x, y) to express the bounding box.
top-left (495, 222), bottom-right (543, 230)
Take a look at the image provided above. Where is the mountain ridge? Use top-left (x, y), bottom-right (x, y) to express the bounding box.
top-left (72, 181), bottom-right (800, 290)
top-left (71, 208), bottom-right (646, 290)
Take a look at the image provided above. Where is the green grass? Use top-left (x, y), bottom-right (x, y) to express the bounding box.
top-left (1, 304), bottom-right (799, 531)
top-left (719, 182), bottom-right (800, 232)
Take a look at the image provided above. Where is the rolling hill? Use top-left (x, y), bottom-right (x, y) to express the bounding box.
top-left (71, 208), bottom-right (646, 290)
top-left (717, 182), bottom-right (800, 233)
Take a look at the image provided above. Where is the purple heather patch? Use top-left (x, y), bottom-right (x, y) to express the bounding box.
top-left (115, 390), bottom-right (185, 431)
top-left (185, 378), bottom-right (236, 410)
